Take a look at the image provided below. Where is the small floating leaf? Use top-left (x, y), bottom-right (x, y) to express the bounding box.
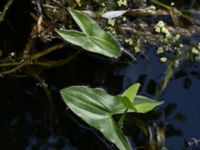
top-left (160, 57), bottom-right (167, 63)
top-left (107, 18), bottom-right (116, 26)
top-left (192, 47), bottom-right (199, 55)
top-left (156, 47), bottom-right (164, 55)
top-left (117, 0), bottom-right (127, 7)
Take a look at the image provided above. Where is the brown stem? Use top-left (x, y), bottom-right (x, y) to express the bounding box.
top-left (0, 43), bottom-right (64, 76)
top-left (23, 23), bottom-right (38, 57)
top-left (0, 0), bottom-right (14, 23)
top-left (0, 51), bottom-right (79, 68)
top-left (31, 44), bottom-right (64, 59)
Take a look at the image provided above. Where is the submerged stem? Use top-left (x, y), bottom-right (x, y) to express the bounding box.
top-left (0, 0), bottom-right (14, 23)
top-left (0, 43), bottom-right (64, 76)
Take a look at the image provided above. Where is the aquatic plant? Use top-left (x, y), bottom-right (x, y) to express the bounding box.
top-left (60, 84), bottom-right (163, 150)
top-left (1, 1), bottom-right (200, 149)
top-left (56, 8), bottom-right (121, 58)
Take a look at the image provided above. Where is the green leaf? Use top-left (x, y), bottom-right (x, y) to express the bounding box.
top-left (69, 8), bottom-right (120, 47)
top-left (55, 30), bottom-right (93, 49)
top-left (68, 8), bottom-right (103, 37)
top-left (122, 83), bottom-right (140, 102)
top-left (118, 83), bottom-right (140, 112)
top-left (118, 96), bottom-right (137, 112)
top-left (133, 95), bottom-right (163, 113)
top-left (60, 85), bottom-right (163, 150)
top-left (68, 8), bottom-right (120, 53)
top-left (112, 95), bottom-right (163, 115)
top-left (55, 8), bottom-right (121, 58)
top-left (90, 36), bottom-right (121, 57)
top-left (60, 86), bottom-right (132, 150)
top-left (55, 29), bottom-right (121, 58)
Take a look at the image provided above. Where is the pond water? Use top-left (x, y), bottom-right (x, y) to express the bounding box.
top-left (0, 0), bottom-right (200, 150)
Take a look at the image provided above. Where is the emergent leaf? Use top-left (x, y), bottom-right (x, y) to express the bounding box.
top-left (60, 85), bottom-right (163, 150)
top-left (60, 86), bottom-right (132, 150)
top-left (68, 8), bottom-right (103, 36)
top-left (55, 29), bottom-right (121, 58)
top-left (112, 95), bottom-right (163, 115)
top-left (55, 8), bottom-right (121, 58)
top-left (122, 83), bottom-right (141, 102)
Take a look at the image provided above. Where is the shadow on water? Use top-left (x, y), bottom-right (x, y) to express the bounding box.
top-left (0, 0), bottom-right (200, 150)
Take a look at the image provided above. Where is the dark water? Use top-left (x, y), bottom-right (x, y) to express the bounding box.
top-left (0, 1), bottom-right (200, 150)
top-left (117, 48), bottom-right (200, 150)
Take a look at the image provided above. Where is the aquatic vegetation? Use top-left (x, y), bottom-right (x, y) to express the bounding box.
top-left (107, 18), bottom-right (116, 26)
top-left (125, 38), bottom-right (133, 45)
top-left (192, 47), bottom-right (199, 55)
top-left (60, 84), bottom-right (162, 150)
top-left (191, 43), bottom-right (200, 55)
top-left (156, 47), bottom-right (164, 55)
top-left (160, 57), bottom-right (167, 63)
top-left (0, 0), bottom-right (200, 150)
top-left (134, 39), bottom-right (141, 53)
top-left (56, 8), bottom-right (121, 58)
top-left (155, 21), bottom-right (171, 39)
top-left (117, 0), bottom-right (127, 7)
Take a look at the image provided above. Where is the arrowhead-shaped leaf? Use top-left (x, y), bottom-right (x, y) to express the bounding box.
top-left (60, 85), bottom-right (163, 150)
top-left (55, 8), bottom-right (121, 58)
top-left (60, 86), bottom-right (132, 150)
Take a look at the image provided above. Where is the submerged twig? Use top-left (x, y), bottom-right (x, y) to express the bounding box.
top-left (0, 62), bottom-right (20, 67)
top-left (0, 0), bottom-right (14, 23)
top-left (24, 67), bottom-right (54, 134)
top-left (33, 51), bottom-right (80, 68)
top-left (122, 49), bottom-right (136, 62)
top-left (152, 0), bottom-right (194, 25)
top-left (0, 43), bottom-right (64, 76)
top-left (31, 43), bottom-right (64, 59)
top-left (0, 50), bottom-right (79, 68)
top-left (23, 23), bottom-right (38, 58)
